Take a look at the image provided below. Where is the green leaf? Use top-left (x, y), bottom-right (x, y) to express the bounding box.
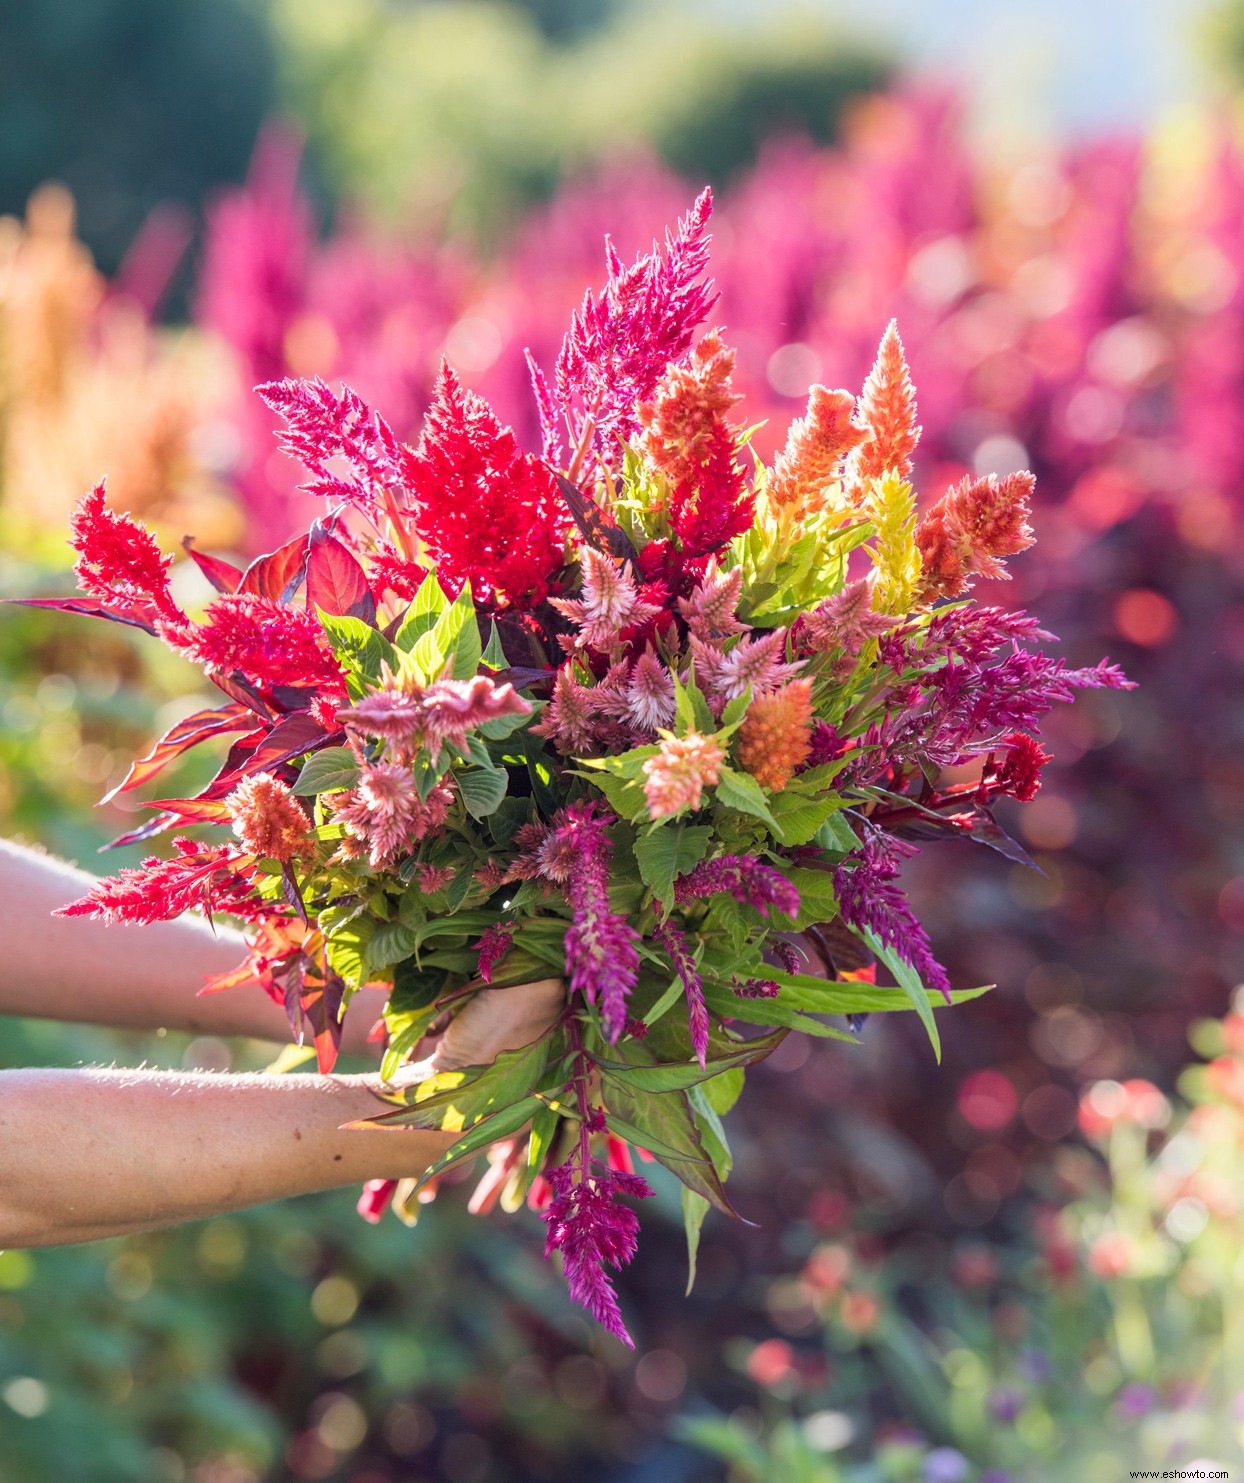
top-left (293, 747), bottom-right (361, 797)
top-left (688, 1083), bottom-right (732, 1180)
top-left (814, 812), bottom-right (859, 852)
top-left (429, 582), bottom-right (481, 681)
top-left (683, 1188), bottom-right (710, 1297)
top-left (860, 925), bottom-right (941, 1062)
top-left (633, 823), bottom-right (713, 906)
top-left (714, 765), bottom-right (781, 833)
top-left (719, 689), bottom-right (751, 731)
top-left (768, 793), bottom-right (845, 848)
top-left (318, 612), bottom-right (395, 697)
top-left (594, 1029), bottom-right (781, 1091)
top-left (369, 1031), bottom-right (558, 1134)
top-left (456, 763), bottom-right (509, 820)
top-left (702, 1066), bottom-right (744, 1116)
top-left (481, 619), bottom-right (508, 672)
top-left (394, 577), bottom-right (447, 650)
top-left (320, 905), bottom-right (376, 991)
top-left (367, 921), bottom-right (422, 971)
top-left (400, 1096), bottom-right (545, 1193)
top-left (576, 767), bottom-right (650, 823)
top-left (749, 967), bottom-right (991, 1014)
top-left (601, 1081), bottom-right (737, 1217)
top-left (527, 1101), bottom-right (560, 1176)
top-left (700, 981), bottom-right (858, 1039)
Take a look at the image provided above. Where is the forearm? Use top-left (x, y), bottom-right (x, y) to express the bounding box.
top-left (0, 1065), bottom-right (449, 1246)
top-left (0, 840), bottom-right (382, 1052)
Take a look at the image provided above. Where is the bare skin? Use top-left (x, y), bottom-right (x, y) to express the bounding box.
top-left (0, 840), bottom-right (564, 1247)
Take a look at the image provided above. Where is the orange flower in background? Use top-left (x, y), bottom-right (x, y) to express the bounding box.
top-left (737, 679), bottom-right (814, 791)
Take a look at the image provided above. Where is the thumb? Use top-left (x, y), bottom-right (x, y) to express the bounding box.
top-left (430, 977), bottom-right (565, 1074)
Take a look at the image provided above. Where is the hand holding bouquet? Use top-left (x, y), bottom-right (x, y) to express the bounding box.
top-left (28, 191), bottom-right (1129, 1342)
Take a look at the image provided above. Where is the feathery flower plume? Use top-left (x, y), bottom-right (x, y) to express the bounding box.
top-left (737, 679), bottom-right (814, 791)
top-left (653, 918), bottom-right (709, 1067)
top-left (551, 546), bottom-right (661, 654)
top-left (642, 731), bottom-right (725, 819)
top-left (68, 482), bottom-right (187, 625)
top-left (673, 854), bottom-right (800, 920)
top-left (845, 320), bottom-right (921, 493)
top-left (406, 363), bottom-right (568, 609)
top-left (703, 627), bottom-right (802, 703)
top-left (735, 979), bottom-right (780, 999)
top-left (625, 647), bottom-right (676, 731)
top-left (476, 924), bottom-right (515, 984)
top-left (56, 838), bottom-right (257, 925)
top-left (638, 329), bottom-right (741, 487)
top-left (174, 593), bottom-right (347, 695)
top-left (258, 376), bottom-right (407, 518)
top-left (915, 471), bottom-right (1036, 601)
top-left (767, 385), bottom-right (867, 519)
top-left (537, 803), bottom-right (639, 1040)
top-left (802, 580), bottom-right (900, 664)
top-left (677, 563), bottom-right (747, 640)
top-left (553, 189), bottom-right (717, 456)
top-left (834, 836), bottom-right (951, 1002)
top-left (412, 862), bottom-right (455, 893)
top-left (341, 671), bottom-right (531, 758)
top-left (541, 1155), bottom-right (653, 1346)
top-left (226, 772), bottom-right (311, 862)
top-left (866, 470), bottom-right (922, 614)
top-left (333, 764), bottom-right (451, 870)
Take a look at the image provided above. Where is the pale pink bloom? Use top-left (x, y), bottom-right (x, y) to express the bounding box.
top-left (551, 547), bottom-right (661, 653)
top-left (334, 762), bottom-right (451, 869)
top-left (419, 674), bottom-right (531, 749)
top-left (711, 627), bottom-right (802, 701)
top-left (625, 647), bottom-right (676, 731)
top-left (803, 579), bottom-right (900, 659)
top-left (642, 731), bottom-right (725, 819)
top-left (677, 563), bottom-right (747, 640)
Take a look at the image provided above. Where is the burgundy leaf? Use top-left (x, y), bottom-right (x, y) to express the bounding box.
top-left (239, 532), bottom-right (309, 603)
top-left (7, 596), bottom-right (159, 635)
top-left (102, 811), bottom-right (183, 851)
top-left (101, 704), bottom-right (254, 803)
top-left (306, 524), bottom-right (376, 623)
top-left (182, 536), bottom-right (243, 595)
top-left (147, 797), bottom-right (235, 825)
top-left (300, 971), bottom-right (344, 1072)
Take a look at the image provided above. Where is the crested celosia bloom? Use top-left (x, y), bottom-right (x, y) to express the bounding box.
top-left (333, 764), bottom-right (451, 870)
top-left (405, 363), bottom-right (568, 609)
top-left (411, 862), bottom-right (455, 893)
top-left (642, 731), bottom-right (725, 818)
top-left (993, 732), bottom-right (1053, 802)
top-left (173, 593), bottom-right (347, 695)
top-left (541, 1154), bottom-right (653, 1346)
top-left (736, 679), bottom-right (814, 792)
top-left (766, 384), bottom-right (866, 519)
top-left (916, 471), bottom-right (1036, 601)
top-left (694, 627), bottom-right (802, 705)
top-left (673, 854), bottom-right (800, 920)
top-left (68, 482), bottom-right (187, 626)
top-left (624, 647), bottom-right (676, 731)
top-left (225, 772), bottom-right (311, 862)
top-left (844, 320), bottom-right (921, 495)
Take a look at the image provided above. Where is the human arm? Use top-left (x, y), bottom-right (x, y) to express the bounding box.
top-left (0, 838), bottom-right (383, 1053)
top-left (0, 976), bottom-right (565, 1247)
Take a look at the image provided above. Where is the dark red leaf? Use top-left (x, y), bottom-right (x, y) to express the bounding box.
top-left (101, 704), bottom-right (254, 803)
top-left (182, 536), bottom-right (243, 594)
top-left (281, 862), bottom-right (309, 926)
top-left (240, 533), bottom-right (309, 603)
top-left (554, 473), bottom-right (639, 563)
top-left (102, 811), bottom-right (182, 850)
top-left (148, 797), bottom-right (235, 825)
top-left (306, 524), bottom-right (377, 624)
top-left (300, 971), bottom-right (344, 1072)
top-left (208, 673), bottom-right (276, 720)
top-left (7, 596), bottom-right (158, 635)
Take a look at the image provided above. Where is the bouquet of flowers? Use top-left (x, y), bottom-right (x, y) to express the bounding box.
top-left (25, 191), bottom-right (1130, 1344)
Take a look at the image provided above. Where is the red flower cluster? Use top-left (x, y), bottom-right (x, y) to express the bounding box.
top-left (173, 593), bottom-right (347, 695)
top-left (405, 364), bottom-right (569, 608)
top-left (68, 481), bottom-right (186, 626)
top-left (56, 838), bottom-right (258, 925)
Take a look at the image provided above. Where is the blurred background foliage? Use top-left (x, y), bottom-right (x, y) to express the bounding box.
top-left (3, 0), bottom-right (1244, 1479)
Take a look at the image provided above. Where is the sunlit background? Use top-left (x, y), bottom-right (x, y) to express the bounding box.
top-left (2, 1), bottom-right (1244, 1479)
